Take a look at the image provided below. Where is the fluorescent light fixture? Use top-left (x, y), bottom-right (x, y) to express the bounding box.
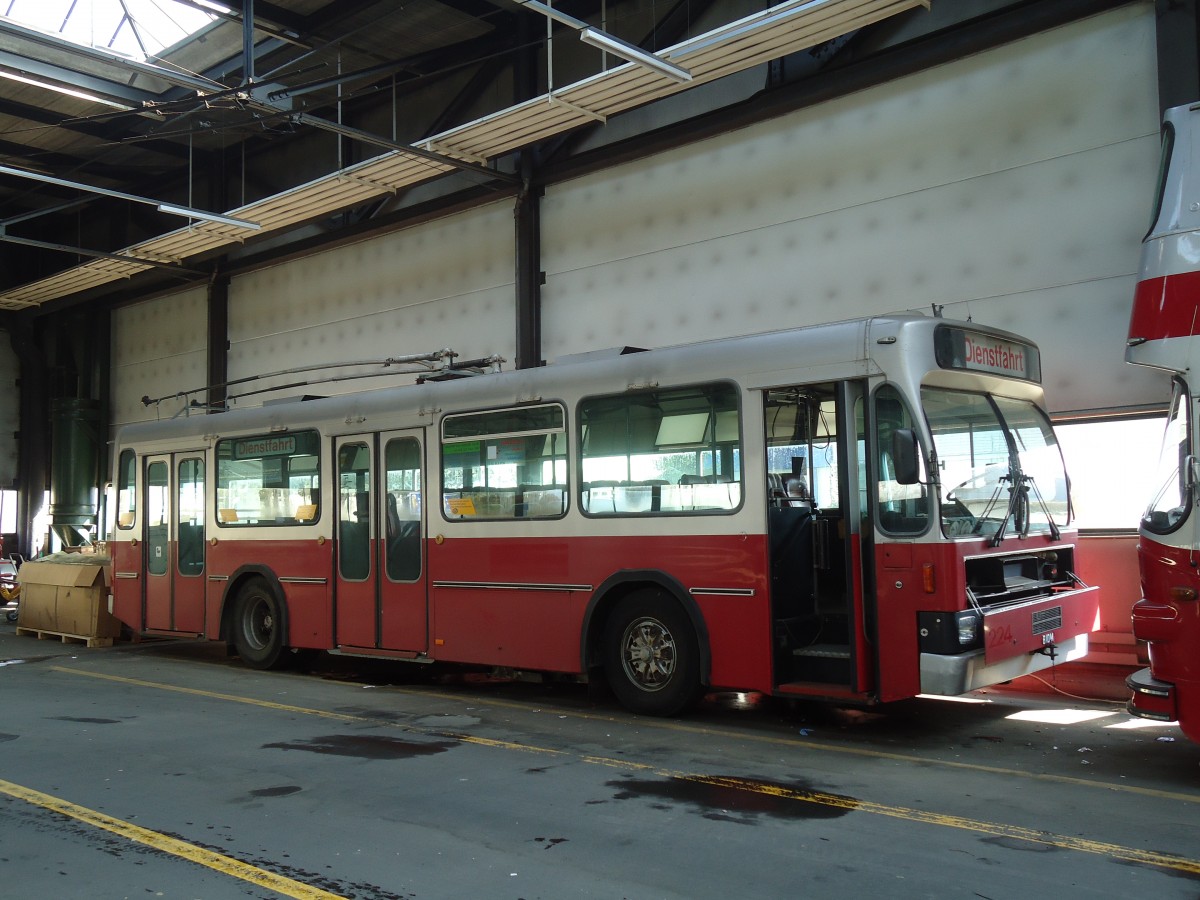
top-left (0, 163), bottom-right (260, 231)
top-left (677, 0), bottom-right (821, 58)
top-left (579, 28), bottom-right (692, 82)
top-left (513, 0), bottom-right (588, 29)
top-left (0, 69), bottom-right (134, 110)
top-left (156, 204), bottom-right (261, 230)
top-left (511, 1), bottom-right (690, 82)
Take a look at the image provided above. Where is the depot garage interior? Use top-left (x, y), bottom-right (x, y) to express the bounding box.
top-left (0, 3), bottom-right (1198, 898)
top-left (1, 0), bottom-right (1176, 674)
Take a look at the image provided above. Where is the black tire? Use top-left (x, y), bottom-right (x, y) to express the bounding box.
top-left (603, 589), bottom-right (701, 716)
top-left (231, 577), bottom-right (288, 670)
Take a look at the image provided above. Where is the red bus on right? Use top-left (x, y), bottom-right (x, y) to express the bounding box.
top-left (1126, 101), bottom-right (1200, 743)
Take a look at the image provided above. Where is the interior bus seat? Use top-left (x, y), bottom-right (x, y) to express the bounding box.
top-left (768, 473), bottom-right (786, 505)
top-left (518, 485), bottom-right (567, 517)
top-left (679, 473), bottom-right (734, 510)
top-left (582, 481), bottom-right (619, 514)
top-left (385, 492), bottom-right (402, 538)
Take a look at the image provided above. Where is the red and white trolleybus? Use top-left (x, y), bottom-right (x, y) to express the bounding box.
top-left (111, 313), bottom-right (1098, 715)
top-left (1126, 101), bottom-right (1200, 743)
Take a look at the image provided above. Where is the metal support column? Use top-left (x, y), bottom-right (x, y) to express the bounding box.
top-left (10, 316), bottom-right (46, 559)
top-left (1156, 0), bottom-right (1200, 114)
top-left (515, 154), bottom-right (544, 370)
top-left (208, 272), bottom-right (230, 411)
top-left (513, 12), bottom-right (544, 370)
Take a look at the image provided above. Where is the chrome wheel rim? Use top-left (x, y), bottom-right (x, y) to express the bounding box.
top-left (619, 616), bottom-right (676, 692)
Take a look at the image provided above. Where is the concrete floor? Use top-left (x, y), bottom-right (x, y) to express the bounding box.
top-left (0, 621), bottom-right (1196, 900)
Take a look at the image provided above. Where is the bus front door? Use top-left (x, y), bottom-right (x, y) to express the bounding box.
top-left (764, 381), bottom-right (869, 693)
top-left (334, 432), bottom-right (427, 653)
top-left (142, 453), bottom-right (206, 634)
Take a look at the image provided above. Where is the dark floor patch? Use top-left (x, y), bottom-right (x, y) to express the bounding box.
top-left (250, 785), bottom-right (303, 797)
top-left (1113, 857), bottom-right (1200, 883)
top-left (607, 775), bottom-right (856, 824)
top-left (982, 836), bottom-right (1060, 854)
top-left (262, 734), bottom-right (454, 759)
top-left (49, 716), bottom-right (123, 725)
top-left (0, 733), bottom-right (17, 743)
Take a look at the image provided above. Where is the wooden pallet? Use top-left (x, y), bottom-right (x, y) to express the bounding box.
top-left (15, 627), bottom-right (114, 648)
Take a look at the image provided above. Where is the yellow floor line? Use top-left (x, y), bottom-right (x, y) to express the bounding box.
top-left (0, 778), bottom-right (346, 900)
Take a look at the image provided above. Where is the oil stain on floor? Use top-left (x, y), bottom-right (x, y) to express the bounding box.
top-left (262, 734), bottom-right (456, 760)
top-left (606, 775), bottom-right (857, 824)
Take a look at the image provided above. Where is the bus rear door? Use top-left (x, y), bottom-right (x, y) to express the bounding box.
top-left (142, 453), bottom-right (206, 634)
top-left (334, 432), bottom-right (427, 653)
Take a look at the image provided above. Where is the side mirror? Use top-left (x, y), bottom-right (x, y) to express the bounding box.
top-left (891, 428), bottom-right (921, 485)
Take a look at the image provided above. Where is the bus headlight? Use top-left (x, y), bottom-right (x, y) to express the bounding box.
top-left (956, 611), bottom-right (981, 646)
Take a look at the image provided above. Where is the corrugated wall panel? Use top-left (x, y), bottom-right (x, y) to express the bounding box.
top-left (111, 286), bottom-right (209, 428)
top-left (227, 202), bottom-right (516, 402)
top-left (542, 6), bottom-right (1164, 414)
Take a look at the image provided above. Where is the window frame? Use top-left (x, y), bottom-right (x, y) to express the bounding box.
top-left (439, 403), bottom-right (569, 523)
top-left (1140, 377), bottom-right (1192, 536)
top-left (115, 448), bottom-right (137, 530)
top-left (214, 429), bottom-right (322, 528)
top-left (576, 380), bottom-right (744, 519)
top-left (872, 383), bottom-right (931, 537)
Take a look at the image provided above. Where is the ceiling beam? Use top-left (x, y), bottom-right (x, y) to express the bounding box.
top-left (0, 137), bottom-right (172, 183)
top-left (0, 18), bottom-right (222, 96)
top-left (169, 0), bottom-right (313, 49)
top-left (0, 96), bottom-right (193, 162)
top-left (0, 49), bottom-right (158, 107)
top-left (0, 231), bottom-right (203, 275)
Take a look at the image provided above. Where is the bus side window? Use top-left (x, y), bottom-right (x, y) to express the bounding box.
top-left (385, 437), bottom-right (422, 581)
top-left (440, 405), bottom-right (567, 522)
top-left (578, 383), bottom-right (742, 516)
top-left (215, 431), bottom-right (321, 527)
top-left (116, 448), bottom-right (136, 529)
top-left (874, 385), bottom-right (929, 535)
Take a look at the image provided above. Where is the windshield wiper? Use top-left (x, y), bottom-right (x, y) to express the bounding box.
top-left (1023, 473), bottom-right (1061, 541)
top-left (987, 462), bottom-right (1027, 547)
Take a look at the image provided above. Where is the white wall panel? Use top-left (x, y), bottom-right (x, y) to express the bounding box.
top-left (542, 6), bottom-right (1165, 413)
top-left (228, 202), bottom-right (515, 403)
top-left (111, 286), bottom-right (209, 429)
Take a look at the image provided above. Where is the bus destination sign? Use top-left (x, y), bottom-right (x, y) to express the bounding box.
top-left (234, 435), bottom-right (297, 459)
top-left (934, 326), bottom-right (1041, 383)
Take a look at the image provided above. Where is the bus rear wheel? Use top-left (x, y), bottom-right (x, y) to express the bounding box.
top-left (603, 590), bottom-right (700, 716)
top-left (232, 577), bottom-right (287, 670)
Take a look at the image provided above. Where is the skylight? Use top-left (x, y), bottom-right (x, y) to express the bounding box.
top-left (2, 0), bottom-right (218, 61)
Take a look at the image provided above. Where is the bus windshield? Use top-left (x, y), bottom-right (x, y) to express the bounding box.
top-left (922, 388), bottom-right (1070, 539)
top-left (1143, 378), bottom-right (1191, 534)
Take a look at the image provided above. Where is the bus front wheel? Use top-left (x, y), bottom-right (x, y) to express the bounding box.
top-left (603, 590), bottom-right (700, 716)
top-left (232, 577), bottom-right (287, 670)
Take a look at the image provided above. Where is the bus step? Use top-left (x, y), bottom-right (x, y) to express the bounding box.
top-left (792, 643), bottom-right (850, 659)
top-left (790, 643), bottom-right (851, 684)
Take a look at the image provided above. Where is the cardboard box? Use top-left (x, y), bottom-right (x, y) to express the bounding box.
top-left (17, 560), bottom-right (120, 639)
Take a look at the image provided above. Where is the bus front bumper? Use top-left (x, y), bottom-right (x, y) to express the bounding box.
top-left (920, 633), bottom-right (1089, 697)
top-left (1126, 667), bottom-right (1178, 723)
